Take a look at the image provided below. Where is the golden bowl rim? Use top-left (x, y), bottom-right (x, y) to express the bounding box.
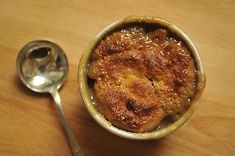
top-left (78, 16), bottom-right (206, 140)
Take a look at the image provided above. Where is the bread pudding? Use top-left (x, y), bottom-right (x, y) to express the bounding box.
top-left (87, 24), bottom-right (197, 133)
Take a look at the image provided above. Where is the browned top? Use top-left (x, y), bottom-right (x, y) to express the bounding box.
top-left (88, 25), bottom-right (197, 132)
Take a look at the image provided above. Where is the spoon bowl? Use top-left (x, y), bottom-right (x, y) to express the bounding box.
top-left (17, 40), bottom-right (84, 156)
top-left (17, 40), bottom-right (68, 93)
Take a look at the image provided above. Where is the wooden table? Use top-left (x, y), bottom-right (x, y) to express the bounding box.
top-left (0, 0), bottom-right (234, 155)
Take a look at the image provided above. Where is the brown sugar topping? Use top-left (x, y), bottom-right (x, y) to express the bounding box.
top-left (88, 25), bottom-right (197, 132)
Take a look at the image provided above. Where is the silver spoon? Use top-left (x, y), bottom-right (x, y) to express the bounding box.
top-left (16, 40), bottom-right (84, 156)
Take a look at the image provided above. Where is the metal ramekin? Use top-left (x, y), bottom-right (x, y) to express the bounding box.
top-left (78, 16), bottom-right (206, 140)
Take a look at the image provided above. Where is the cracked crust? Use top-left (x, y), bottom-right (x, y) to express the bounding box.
top-left (88, 26), bottom-right (197, 132)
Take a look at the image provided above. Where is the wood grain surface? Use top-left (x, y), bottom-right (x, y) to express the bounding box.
top-left (0, 0), bottom-right (234, 155)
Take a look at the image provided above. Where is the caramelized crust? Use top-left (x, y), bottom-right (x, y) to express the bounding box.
top-left (88, 26), bottom-right (197, 132)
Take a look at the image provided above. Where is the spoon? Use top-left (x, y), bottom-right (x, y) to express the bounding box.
top-left (16, 40), bottom-right (84, 156)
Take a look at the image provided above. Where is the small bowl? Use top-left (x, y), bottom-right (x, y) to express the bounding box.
top-left (78, 16), bottom-right (206, 140)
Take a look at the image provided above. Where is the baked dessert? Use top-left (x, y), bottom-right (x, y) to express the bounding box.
top-left (87, 24), bottom-right (197, 133)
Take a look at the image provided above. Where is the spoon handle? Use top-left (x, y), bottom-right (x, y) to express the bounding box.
top-left (50, 88), bottom-right (84, 156)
